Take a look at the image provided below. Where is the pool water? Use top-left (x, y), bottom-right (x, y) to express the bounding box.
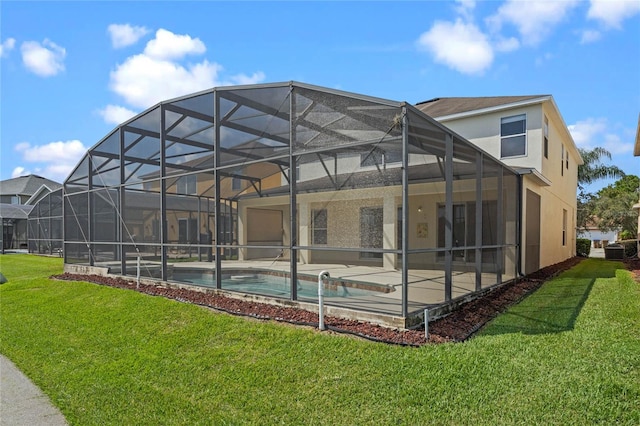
top-left (172, 271), bottom-right (378, 298)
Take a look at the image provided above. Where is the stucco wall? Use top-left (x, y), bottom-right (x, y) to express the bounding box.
top-left (440, 101), bottom-right (579, 270)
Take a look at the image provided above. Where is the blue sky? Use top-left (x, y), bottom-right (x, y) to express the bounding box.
top-left (1, 0), bottom-right (638, 194)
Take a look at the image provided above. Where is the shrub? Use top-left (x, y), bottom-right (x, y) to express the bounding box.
top-left (576, 238), bottom-right (591, 257)
top-left (618, 239), bottom-right (639, 258)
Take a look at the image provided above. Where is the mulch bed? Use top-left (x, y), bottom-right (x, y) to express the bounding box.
top-left (52, 255), bottom-right (634, 346)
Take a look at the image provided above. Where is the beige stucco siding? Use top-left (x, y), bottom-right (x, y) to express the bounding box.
top-left (439, 105), bottom-right (544, 172)
top-left (439, 101), bottom-right (579, 270)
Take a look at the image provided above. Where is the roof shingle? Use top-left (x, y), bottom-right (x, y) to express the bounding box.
top-left (415, 95), bottom-right (548, 118)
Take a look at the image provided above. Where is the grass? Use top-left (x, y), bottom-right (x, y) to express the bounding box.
top-left (1, 254), bottom-right (639, 425)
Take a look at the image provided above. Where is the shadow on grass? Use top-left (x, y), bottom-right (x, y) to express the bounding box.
top-left (480, 259), bottom-right (619, 336)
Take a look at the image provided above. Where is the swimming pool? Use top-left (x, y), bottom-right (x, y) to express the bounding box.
top-left (171, 269), bottom-right (388, 299)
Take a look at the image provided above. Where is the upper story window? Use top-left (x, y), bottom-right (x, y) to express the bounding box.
top-left (543, 116), bottom-right (549, 159)
top-left (11, 196), bottom-right (20, 204)
top-left (500, 114), bottom-right (526, 158)
top-left (231, 168), bottom-right (244, 191)
top-left (561, 145), bottom-right (565, 176)
top-left (177, 174), bottom-right (197, 195)
top-left (360, 150), bottom-right (402, 167)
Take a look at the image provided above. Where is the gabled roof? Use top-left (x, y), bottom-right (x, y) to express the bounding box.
top-left (0, 175), bottom-right (62, 197)
top-left (415, 95), bottom-right (549, 119)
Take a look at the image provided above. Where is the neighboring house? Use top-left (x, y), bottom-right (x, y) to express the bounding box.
top-left (0, 175), bottom-right (62, 251)
top-left (577, 219), bottom-right (618, 248)
top-left (416, 96), bottom-right (582, 274)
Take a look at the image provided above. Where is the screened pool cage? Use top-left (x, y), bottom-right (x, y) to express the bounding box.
top-left (28, 188), bottom-right (63, 255)
top-left (63, 82), bottom-right (519, 327)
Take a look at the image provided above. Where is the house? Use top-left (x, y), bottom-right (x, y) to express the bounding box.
top-left (416, 96), bottom-right (582, 274)
top-left (577, 219), bottom-right (618, 248)
top-left (0, 175), bottom-right (62, 252)
top-left (59, 82), bottom-right (580, 328)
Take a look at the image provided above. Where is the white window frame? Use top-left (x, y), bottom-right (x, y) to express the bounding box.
top-left (543, 116), bottom-right (549, 159)
top-left (360, 150), bottom-right (402, 168)
top-left (500, 114), bottom-right (527, 159)
top-left (177, 174), bottom-right (197, 195)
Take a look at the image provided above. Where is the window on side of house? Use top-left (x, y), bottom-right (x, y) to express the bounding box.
top-left (561, 145), bottom-right (565, 176)
top-left (565, 149), bottom-right (569, 170)
top-left (231, 177), bottom-right (241, 191)
top-left (311, 209), bottom-right (327, 245)
top-left (177, 174), bottom-right (197, 195)
top-left (360, 207), bottom-right (383, 259)
top-left (360, 150), bottom-right (402, 168)
top-left (500, 114), bottom-right (526, 158)
top-left (543, 116), bottom-right (549, 159)
top-left (562, 209), bottom-right (567, 246)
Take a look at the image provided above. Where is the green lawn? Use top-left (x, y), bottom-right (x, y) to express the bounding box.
top-left (1, 254), bottom-right (638, 425)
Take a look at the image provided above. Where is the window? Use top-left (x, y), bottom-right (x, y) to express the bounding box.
top-left (360, 150), bottom-right (402, 167)
top-left (500, 114), bottom-right (526, 158)
top-left (565, 149), bottom-right (569, 170)
top-left (177, 175), bottom-right (197, 194)
top-left (561, 145), bottom-right (565, 176)
top-left (360, 207), bottom-right (383, 259)
top-left (311, 209), bottom-right (327, 245)
top-left (10, 196), bottom-right (20, 204)
top-left (562, 209), bottom-right (567, 246)
top-left (543, 116), bottom-right (549, 159)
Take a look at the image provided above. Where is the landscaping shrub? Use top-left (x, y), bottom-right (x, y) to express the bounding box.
top-left (576, 238), bottom-right (591, 257)
top-left (619, 239), bottom-right (639, 258)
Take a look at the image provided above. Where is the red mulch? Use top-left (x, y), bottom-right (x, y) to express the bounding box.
top-left (52, 255), bottom-right (625, 346)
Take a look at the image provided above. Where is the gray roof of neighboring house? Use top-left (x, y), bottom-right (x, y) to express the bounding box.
top-left (0, 203), bottom-right (33, 220)
top-left (415, 95), bottom-right (549, 118)
top-left (0, 175), bottom-right (62, 197)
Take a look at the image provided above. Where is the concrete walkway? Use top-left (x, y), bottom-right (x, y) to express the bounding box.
top-left (0, 354), bottom-right (67, 426)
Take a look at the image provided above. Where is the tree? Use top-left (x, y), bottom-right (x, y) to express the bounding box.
top-left (576, 147), bottom-right (626, 231)
top-left (577, 147), bottom-right (625, 190)
top-left (591, 175), bottom-right (639, 237)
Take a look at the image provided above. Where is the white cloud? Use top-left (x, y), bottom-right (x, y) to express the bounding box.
top-left (110, 54), bottom-right (221, 109)
top-left (20, 39), bottom-right (66, 77)
top-left (417, 19), bottom-right (494, 75)
top-left (97, 104), bottom-right (138, 124)
top-left (143, 29), bottom-right (206, 60)
top-left (108, 23), bottom-right (150, 48)
top-left (487, 0), bottom-right (580, 46)
top-left (230, 71), bottom-right (267, 85)
top-left (11, 166), bottom-right (28, 178)
top-left (14, 140), bottom-right (87, 182)
top-left (580, 29), bottom-right (602, 44)
top-left (568, 118), bottom-right (633, 155)
top-left (107, 28), bottom-right (266, 111)
top-left (1, 38), bottom-right (16, 57)
top-left (454, 0), bottom-right (476, 21)
top-left (494, 36), bottom-right (520, 52)
top-left (587, 0), bottom-right (640, 29)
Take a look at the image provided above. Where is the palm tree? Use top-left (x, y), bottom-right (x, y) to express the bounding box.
top-left (576, 147), bottom-right (626, 232)
top-left (578, 147), bottom-right (625, 189)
